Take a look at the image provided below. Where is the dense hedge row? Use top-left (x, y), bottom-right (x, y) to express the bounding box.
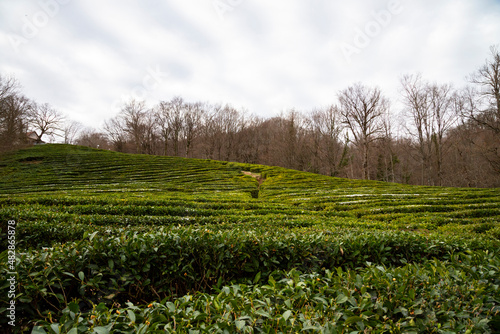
top-left (3, 227), bottom-right (500, 327)
top-left (9, 217), bottom-right (500, 251)
top-left (31, 252), bottom-right (500, 333)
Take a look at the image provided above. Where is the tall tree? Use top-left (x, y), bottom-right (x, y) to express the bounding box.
top-left (221, 105), bottom-right (243, 161)
top-left (401, 75), bottom-right (458, 185)
top-left (428, 83), bottom-right (457, 185)
top-left (0, 75), bottom-right (31, 150)
top-left (167, 97), bottom-right (185, 156)
top-left (200, 104), bottom-right (242, 161)
top-left (154, 101), bottom-right (171, 156)
top-left (155, 97), bottom-right (185, 156)
top-left (307, 106), bottom-right (347, 176)
top-left (464, 46), bottom-right (500, 176)
top-left (400, 74), bottom-right (433, 185)
top-left (120, 100), bottom-right (148, 154)
top-left (103, 115), bottom-right (127, 152)
top-left (338, 83), bottom-right (388, 179)
top-left (234, 115), bottom-right (263, 164)
top-left (141, 109), bottom-right (160, 155)
top-left (0, 94), bottom-right (32, 150)
top-left (467, 45), bottom-right (500, 134)
top-left (63, 121), bottom-right (83, 145)
top-left (284, 109), bottom-right (301, 169)
top-left (183, 102), bottom-right (204, 157)
top-left (0, 75), bottom-right (19, 103)
top-left (376, 108), bottom-right (399, 183)
top-left (29, 103), bottom-right (65, 142)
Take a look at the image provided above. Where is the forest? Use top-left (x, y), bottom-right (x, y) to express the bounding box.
top-left (1, 46), bottom-right (499, 188)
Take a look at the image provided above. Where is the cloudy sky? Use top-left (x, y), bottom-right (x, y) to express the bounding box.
top-left (1, 0), bottom-right (499, 128)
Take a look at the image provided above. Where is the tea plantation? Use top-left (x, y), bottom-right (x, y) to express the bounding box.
top-left (1, 144), bottom-right (499, 333)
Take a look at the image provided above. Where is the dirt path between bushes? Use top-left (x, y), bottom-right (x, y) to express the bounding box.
top-left (242, 171), bottom-right (265, 186)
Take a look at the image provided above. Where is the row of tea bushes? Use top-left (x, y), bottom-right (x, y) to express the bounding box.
top-left (9, 216), bottom-right (500, 251)
top-left (0, 145), bottom-right (259, 195)
top-left (32, 251), bottom-right (500, 333)
top-left (3, 227), bottom-right (499, 327)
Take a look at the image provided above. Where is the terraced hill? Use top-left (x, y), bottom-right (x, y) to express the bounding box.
top-left (1, 144), bottom-right (499, 333)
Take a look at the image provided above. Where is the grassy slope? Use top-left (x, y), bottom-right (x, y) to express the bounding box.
top-left (0, 144), bottom-right (257, 195)
top-left (1, 144), bottom-right (500, 332)
top-left (1, 144), bottom-right (499, 234)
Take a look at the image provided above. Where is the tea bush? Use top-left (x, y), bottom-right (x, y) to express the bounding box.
top-left (0, 145), bottom-right (499, 332)
top-left (32, 252), bottom-right (500, 333)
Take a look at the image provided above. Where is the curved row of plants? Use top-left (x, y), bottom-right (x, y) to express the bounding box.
top-left (31, 252), bottom-right (500, 333)
top-left (8, 217), bottom-right (500, 251)
top-left (3, 227), bottom-right (500, 328)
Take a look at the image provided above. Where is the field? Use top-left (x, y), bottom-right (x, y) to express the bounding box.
top-left (1, 144), bottom-right (499, 333)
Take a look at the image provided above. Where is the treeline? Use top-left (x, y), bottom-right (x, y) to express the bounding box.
top-left (0, 75), bottom-right (71, 150)
top-left (2, 47), bottom-right (499, 187)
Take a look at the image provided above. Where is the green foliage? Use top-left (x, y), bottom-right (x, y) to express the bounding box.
top-left (31, 253), bottom-right (500, 333)
top-left (0, 144), bottom-right (499, 332)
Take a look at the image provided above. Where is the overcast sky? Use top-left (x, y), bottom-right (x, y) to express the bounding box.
top-left (1, 0), bottom-right (499, 128)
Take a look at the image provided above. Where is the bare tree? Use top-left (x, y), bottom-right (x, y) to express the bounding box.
top-left (183, 102), bottom-right (204, 157)
top-left (103, 116), bottom-right (127, 152)
top-left (467, 45), bottom-right (500, 134)
top-left (168, 97), bottom-right (185, 156)
top-left (282, 109), bottom-right (302, 169)
top-left (400, 75), bottom-right (458, 185)
top-left (460, 46), bottom-right (500, 177)
top-left (0, 94), bottom-right (32, 150)
top-left (141, 110), bottom-right (159, 155)
top-left (120, 100), bottom-right (148, 153)
top-left (76, 127), bottom-right (111, 149)
top-left (338, 83), bottom-right (388, 179)
top-left (376, 108), bottom-right (399, 183)
top-left (307, 109), bottom-right (324, 173)
top-left (63, 121), bottom-right (83, 144)
top-left (199, 104), bottom-right (218, 159)
top-left (0, 75), bottom-right (19, 102)
top-left (308, 106), bottom-right (347, 176)
top-left (429, 83), bottom-right (457, 185)
top-left (235, 114), bottom-right (263, 164)
top-left (400, 74), bottom-right (434, 184)
top-left (154, 101), bottom-right (171, 155)
top-left (29, 103), bottom-right (65, 142)
top-left (456, 86), bottom-right (500, 179)
top-left (200, 104), bottom-right (242, 161)
top-left (155, 97), bottom-right (185, 156)
top-left (221, 105), bottom-right (244, 161)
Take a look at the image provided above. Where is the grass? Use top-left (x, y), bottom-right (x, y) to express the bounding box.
top-left (0, 144), bottom-right (499, 333)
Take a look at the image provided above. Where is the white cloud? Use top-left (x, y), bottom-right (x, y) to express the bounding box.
top-left (0, 0), bottom-right (499, 128)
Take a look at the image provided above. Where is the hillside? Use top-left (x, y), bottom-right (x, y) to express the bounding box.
top-left (1, 144), bottom-right (499, 333)
top-left (2, 144), bottom-right (499, 233)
